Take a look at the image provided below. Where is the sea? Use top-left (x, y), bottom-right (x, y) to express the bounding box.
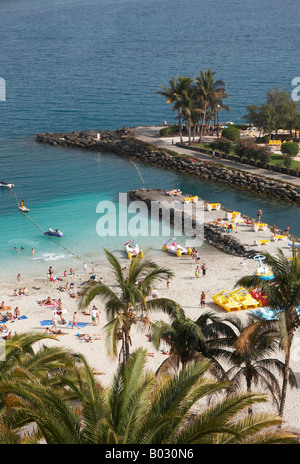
top-left (0, 0), bottom-right (299, 281)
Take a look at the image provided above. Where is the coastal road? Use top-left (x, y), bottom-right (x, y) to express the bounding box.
top-left (135, 126), bottom-right (300, 187)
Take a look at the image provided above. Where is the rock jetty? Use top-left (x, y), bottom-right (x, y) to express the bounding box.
top-left (36, 128), bottom-right (300, 205)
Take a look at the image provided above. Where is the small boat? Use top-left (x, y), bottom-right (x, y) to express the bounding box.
top-left (45, 228), bottom-right (65, 237)
top-left (18, 206), bottom-right (30, 212)
top-left (162, 238), bottom-right (192, 257)
top-left (124, 240), bottom-right (143, 259)
top-left (0, 181), bottom-right (15, 189)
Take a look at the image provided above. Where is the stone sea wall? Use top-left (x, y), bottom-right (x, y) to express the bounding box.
top-left (36, 128), bottom-right (300, 205)
top-left (128, 188), bottom-right (257, 258)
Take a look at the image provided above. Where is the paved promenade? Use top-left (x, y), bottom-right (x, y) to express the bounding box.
top-left (134, 126), bottom-right (300, 187)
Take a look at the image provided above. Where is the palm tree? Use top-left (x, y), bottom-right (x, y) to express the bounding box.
top-left (80, 249), bottom-right (180, 364)
top-left (210, 98), bottom-right (230, 137)
top-left (150, 307), bottom-right (206, 374)
top-left (0, 332), bottom-right (85, 443)
top-left (216, 316), bottom-right (296, 415)
top-left (1, 348), bottom-right (298, 444)
top-left (0, 332), bottom-right (82, 384)
top-left (151, 309), bottom-right (235, 378)
top-left (235, 244), bottom-right (300, 418)
top-left (193, 69), bottom-right (228, 143)
top-left (157, 74), bottom-right (192, 143)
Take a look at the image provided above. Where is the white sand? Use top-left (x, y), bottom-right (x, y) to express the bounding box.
top-left (1, 245), bottom-right (299, 430)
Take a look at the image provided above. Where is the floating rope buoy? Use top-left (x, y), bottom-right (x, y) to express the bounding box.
top-left (129, 158), bottom-right (145, 184)
top-left (9, 188), bottom-right (81, 260)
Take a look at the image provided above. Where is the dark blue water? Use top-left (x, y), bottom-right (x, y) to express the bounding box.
top-left (0, 0), bottom-right (299, 279)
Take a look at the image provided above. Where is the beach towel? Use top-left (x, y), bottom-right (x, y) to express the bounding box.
top-left (66, 322), bottom-right (87, 328)
top-left (42, 302), bottom-right (59, 308)
top-left (40, 320), bottom-right (53, 326)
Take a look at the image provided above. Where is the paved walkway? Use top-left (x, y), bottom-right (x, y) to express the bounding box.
top-left (134, 126), bottom-right (300, 187)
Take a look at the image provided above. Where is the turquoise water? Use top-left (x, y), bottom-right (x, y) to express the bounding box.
top-left (0, 0), bottom-right (299, 280)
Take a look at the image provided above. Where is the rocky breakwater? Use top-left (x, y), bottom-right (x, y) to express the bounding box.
top-left (36, 129), bottom-right (300, 205)
top-left (128, 188), bottom-right (257, 259)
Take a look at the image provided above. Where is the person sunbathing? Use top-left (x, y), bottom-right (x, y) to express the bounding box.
top-left (69, 291), bottom-right (82, 299)
top-left (51, 328), bottom-right (68, 335)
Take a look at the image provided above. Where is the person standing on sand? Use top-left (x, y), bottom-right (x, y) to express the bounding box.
top-left (202, 263), bottom-right (206, 277)
top-left (48, 266), bottom-right (53, 279)
top-left (285, 225), bottom-right (291, 236)
top-left (52, 311), bottom-right (58, 329)
top-left (195, 266), bottom-right (200, 278)
top-left (272, 224), bottom-right (277, 236)
top-left (91, 306), bottom-right (97, 326)
top-left (166, 276), bottom-right (170, 289)
top-left (200, 291), bottom-right (206, 307)
top-left (71, 312), bottom-right (79, 329)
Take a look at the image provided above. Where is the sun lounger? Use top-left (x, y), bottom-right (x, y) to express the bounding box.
top-left (226, 211), bottom-right (241, 220)
top-left (206, 203), bottom-right (221, 211)
top-left (255, 239), bottom-right (270, 246)
top-left (184, 196), bottom-right (198, 203)
top-left (273, 235), bottom-right (287, 241)
top-left (253, 223), bottom-right (268, 232)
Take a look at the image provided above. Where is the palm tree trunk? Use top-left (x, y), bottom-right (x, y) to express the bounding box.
top-left (178, 111), bottom-right (183, 144)
top-left (188, 122), bottom-right (191, 145)
top-left (279, 335), bottom-right (293, 418)
top-left (199, 104), bottom-right (207, 143)
top-left (124, 330), bottom-right (131, 364)
top-left (246, 368), bottom-right (253, 415)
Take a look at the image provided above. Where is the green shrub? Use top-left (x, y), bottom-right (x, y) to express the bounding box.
top-left (159, 125), bottom-right (180, 136)
top-left (221, 126), bottom-right (240, 141)
top-left (210, 138), bottom-right (232, 154)
top-left (281, 141), bottom-right (299, 158)
top-left (234, 139), bottom-right (271, 165)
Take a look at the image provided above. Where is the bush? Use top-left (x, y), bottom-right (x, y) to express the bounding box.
top-left (281, 141), bottom-right (299, 158)
top-left (159, 125), bottom-right (180, 136)
top-left (221, 126), bottom-right (240, 141)
top-left (210, 138), bottom-right (232, 155)
top-left (234, 140), bottom-right (271, 165)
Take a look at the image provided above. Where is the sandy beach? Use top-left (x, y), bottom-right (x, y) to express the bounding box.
top-left (1, 237), bottom-right (299, 430)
